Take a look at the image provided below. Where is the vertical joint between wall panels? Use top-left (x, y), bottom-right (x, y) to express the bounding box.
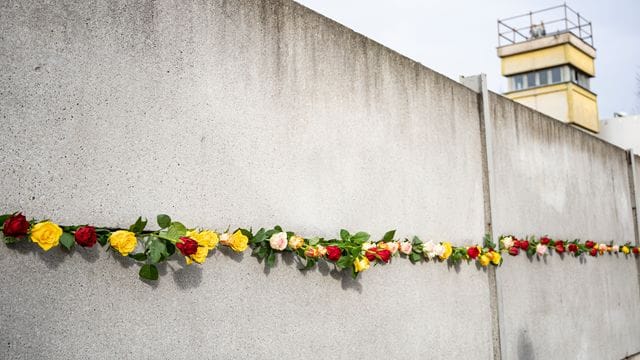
top-left (628, 150), bottom-right (639, 245)
top-left (627, 150), bottom-right (640, 303)
top-left (459, 74), bottom-right (503, 360)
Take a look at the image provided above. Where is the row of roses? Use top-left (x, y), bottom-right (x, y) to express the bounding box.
top-left (2, 212), bottom-right (639, 281)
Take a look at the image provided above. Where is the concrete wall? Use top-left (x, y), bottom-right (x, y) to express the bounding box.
top-left (0, 1), bottom-right (493, 359)
top-left (489, 93), bottom-right (640, 359)
top-left (0, 1), bottom-right (638, 359)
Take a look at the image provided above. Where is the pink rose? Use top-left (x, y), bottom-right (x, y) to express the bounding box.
top-left (536, 244), bottom-right (548, 256)
top-left (269, 232), bottom-right (288, 251)
top-left (399, 241), bottom-right (412, 255)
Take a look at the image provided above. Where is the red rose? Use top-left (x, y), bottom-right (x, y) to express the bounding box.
top-left (467, 247), bottom-right (480, 259)
top-left (512, 239), bottom-right (521, 248)
top-left (568, 243), bottom-right (578, 253)
top-left (377, 248), bottom-right (392, 263)
top-left (585, 240), bottom-right (595, 249)
top-left (555, 243), bottom-right (565, 253)
top-left (326, 245), bottom-right (342, 261)
top-left (2, 213), bottom-right (30, 237)
top-left (519, 240), bottom-right (530, 251)
top-left (633, 247), bottom-right (639, 255)
top-left (589, 248), bottom-right (598, 257)
top-left (74, 226), bottom-right (97, 247)
top-left (508, 247), bottom-right (519, 256)
top-left (365, 247), bottom-right (377, 261)
top-left (176, 237), bottom-right (198, 256)
top-left (540, 236), bottom-right (551, 245)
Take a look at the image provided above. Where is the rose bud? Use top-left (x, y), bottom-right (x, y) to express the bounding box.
top-left (585, 240), bottom-right (595, 249)
top-left (633, 247), bottom-right (639, 255)
top-left (540, 236), bottom-right (551, 245)
top-left (512, 239), bottom-right (521, 249)
top-left (555, 243), bottom-right (565, 253)
top-left (508, 247), bottom-right (520, 256)
top-left (519, 240), bottom-right (530, 251)
top-left (376, 248), bottom-right (392, 263)
top-left (176, 237), bottom-right (199, 256)
top-left (74, 226), bottom-right (97, 247)
top-left (568, 243), bottom-right (578, 253)
top-left (589, 248), bottom-right (598, 257)
top-left (467, 246), bottom-right (480, 259)
top-left (2, 213), bottom-right (30, 237)
top-left (304, 247), bottom-right (320, 258)
top-left (325, 245), bottom-right (342, 262)
top-left (365, 247), bottom-right (377, 262)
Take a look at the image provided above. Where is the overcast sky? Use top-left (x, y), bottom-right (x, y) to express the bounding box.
top-left (295, 0), bottom-right (640, 118)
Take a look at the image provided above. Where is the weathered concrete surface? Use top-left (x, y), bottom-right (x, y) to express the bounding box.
top-left (489, 93), bottom-right (640, 359)
top-left (0, 242), bottom-right (493, 359)
top-left (0, 0), bottom-right (484, 243)
top-left (0, 0), bottom-right (492, 359)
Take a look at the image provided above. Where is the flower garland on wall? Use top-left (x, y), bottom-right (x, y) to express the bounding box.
top-left (1, 212), bottom-right (639, 281)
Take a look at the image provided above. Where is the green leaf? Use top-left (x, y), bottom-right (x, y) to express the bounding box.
top-left (2, 235), bottom-right (20, 244)
top-left (303, 258), bottom-right (316, 270)
top-left (382, 230), bottom-right (396, 242)
top-left (129, 217), bottom-right (148, 234)
top-left (274, 225), bottom-right (283, 232)
top-left (266, 251), bottom-right (276, 267)
top-left (351, 232), bottom-right (370, 244)
top-left (156, 214), bottom-right (171, 229)
top-left (129, 253), bottom-right (147, 261)
top-left (148, 238), bottom-right (167, 264)
top-left (251, 228), bottom-right (266, 244)
top-left (0, 214), bottom-right (11, 225)
top-left (409, 252), bottom-right (422, 263)
top-left (59, 232), bottom-right (75, 250)
top-left (340, 229), bottom-right (350, 241)
top-left (308, 237), bottom-right (320, 246)
top-left (97, 234), bottom-right (109, 247)
top-left (165, 222), bottom-right (187, 241)
top-left (336, 255), bottom-right (353, 270)
top-left (139, 264), bottom-right (158, 280)
top-left (412, 236), bottom-right (423, 246)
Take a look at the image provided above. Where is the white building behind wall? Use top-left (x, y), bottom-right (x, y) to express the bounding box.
top-left (597, 114), bottom-right (640, 154)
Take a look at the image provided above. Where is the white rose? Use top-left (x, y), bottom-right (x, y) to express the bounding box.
top-left (433, 244), bottom-right (445, 257)
top-left (423, 240), bottom-right (436, 259)
top-left (612, 245), bottom-right (619, 252)
top-left (502, 236), bottom-right (514, 249)
top-left (269, 232), bottom-right (288, 251)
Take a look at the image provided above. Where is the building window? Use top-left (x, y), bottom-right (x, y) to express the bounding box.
top-left (551, 67), bottom-right (561, 83)
top-left (539, 70), bottom-right (548, 85)
top-left (514, 75), bottom-right (524, 90)
top-left (508, 65), bottom-right (590, 92)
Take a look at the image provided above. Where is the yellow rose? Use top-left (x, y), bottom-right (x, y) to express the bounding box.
top-left (30, 221), bottom-right (62, 251)
top-left (479, 254), bottom-right (490, 267)
top-left (439, 242), bottom-right (453, 260)
top-left (109, 230), bottom-right (137, 256)
top-left (186, 230), bottom-right (219, 250)
top-left (354, 256), bottom-right (370, 273)
top-left (227, 230), bottom-right (248, 252)
top-left (491, 251), bottom-right (501, 265)
top-left (622, 246), bottom-right (630, 254)
top-left (186, 246), bottom-right (209, 265)
top-left (288, 235), bottom-right (305, 250)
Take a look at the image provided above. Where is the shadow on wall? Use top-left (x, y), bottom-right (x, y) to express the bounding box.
top-left (518, 330), bottom-right (536, 360)
top-left (3, 240), bottom-right (368, 292)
